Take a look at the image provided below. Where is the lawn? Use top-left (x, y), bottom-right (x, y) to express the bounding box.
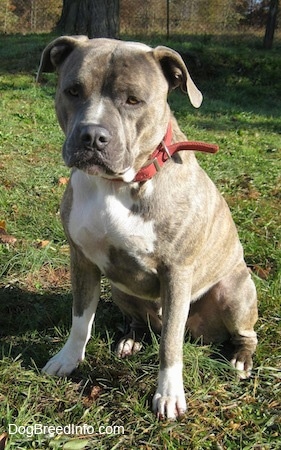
top-left (0, 33), bottom-right (280, 449)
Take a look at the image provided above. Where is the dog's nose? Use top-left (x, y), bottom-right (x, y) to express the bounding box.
top-left (80, 125), bottom-right (111, 151)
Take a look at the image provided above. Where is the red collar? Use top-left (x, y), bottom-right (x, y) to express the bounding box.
top-left (134, 122), bottom-right (219, 182)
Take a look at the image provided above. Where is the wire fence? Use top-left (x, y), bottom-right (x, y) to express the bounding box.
top-left (0, 0), bottom-right (279, 37)
top-left (120, 0), bottom-right (245, 37)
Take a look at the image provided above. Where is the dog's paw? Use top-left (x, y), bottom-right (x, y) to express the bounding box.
top-left (152, 392), bottom-right (187, 420)
top-left (230, 350), bottom-right (253, 379)
top-left (152, 364), bottom-right (186, 420)
top-left (42, 344), bottom-right (83, 376)
top-left (116, 336), bottom-right (142, 358)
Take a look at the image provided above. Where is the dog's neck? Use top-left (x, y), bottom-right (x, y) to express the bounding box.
top-left (133, 121), bottom-right (219, 182)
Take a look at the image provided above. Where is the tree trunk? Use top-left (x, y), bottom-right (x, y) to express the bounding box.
top-left (263, 0), bottom-right (279, 49)
top-left (57, 0), bottom-right (119, 38)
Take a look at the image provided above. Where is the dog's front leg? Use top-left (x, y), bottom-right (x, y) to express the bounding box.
top-left (152, 266), bottom-right (191, 420)
top-left (43, 248), bottom-right (101, 376)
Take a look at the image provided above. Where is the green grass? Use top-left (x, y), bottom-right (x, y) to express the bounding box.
top-left (0, 33), bottom-right (280, 449)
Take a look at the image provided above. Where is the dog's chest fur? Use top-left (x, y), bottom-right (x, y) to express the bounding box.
top-left (68, 170), bottom-right (160, 298)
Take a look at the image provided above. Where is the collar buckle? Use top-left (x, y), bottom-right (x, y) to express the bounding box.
top-left (161, 140), bottom-right (172, 159)
top-left (152, 157), bottom-right (161, 172)
top-left (150, 141), bottom-right (171, 173)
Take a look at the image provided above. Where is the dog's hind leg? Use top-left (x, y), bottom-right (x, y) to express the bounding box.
top-left (218, 264), bottom-right (258, 378)
top-left (111, 286), bottom-right (162, 358)
top-left (188, 262), bottom-right (258, 378)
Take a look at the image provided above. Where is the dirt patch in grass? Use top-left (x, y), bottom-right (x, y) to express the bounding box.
top-left (25, 265), bottom-right (71, 292)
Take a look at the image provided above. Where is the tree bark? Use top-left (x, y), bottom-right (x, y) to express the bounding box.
top-left (263, 0), bottom-right (279, 49)
top-left (57, 0), bottom-right (119, 38)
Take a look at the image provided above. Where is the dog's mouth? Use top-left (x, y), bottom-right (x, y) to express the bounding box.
top-left (84, 163), bottom-right (136, 182)
top-left (100, 167), bottom-right (136, 182)
top-left (66, 150), bottom-right (136, 183)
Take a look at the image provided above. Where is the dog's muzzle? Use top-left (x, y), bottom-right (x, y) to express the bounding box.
top-left (64, 124), bottom-right (114, 172)
top-left (63, 123), bottom-right (136, 181)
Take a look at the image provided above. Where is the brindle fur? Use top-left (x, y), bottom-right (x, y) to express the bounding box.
top-left (37, 37), bottom-right (258, 420)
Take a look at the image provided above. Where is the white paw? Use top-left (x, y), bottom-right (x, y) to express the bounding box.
top-left (43, 306), bottom-right (97, 376)
top-left (116, 336), bottom-right (142, 358)
top-left (42, 350), bottom-right (79, 376)
top-left (152, 392), bottom-right (186, 420)
top-left (42, 337), bottom-right (84, 376)
top-left (152, 364), bottom-right (186, 420)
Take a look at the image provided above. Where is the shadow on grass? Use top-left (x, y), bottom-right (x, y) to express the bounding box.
top-left (0, 284), bottom-right (125, 370)
top-left (0, 286), bottom-right (71, 334)
top-left (0, 33), bottom-right (58, 74)
top-left (0, 283), bottom-right (247, 398)
top-left (0, 285), bottom-right (70, 365)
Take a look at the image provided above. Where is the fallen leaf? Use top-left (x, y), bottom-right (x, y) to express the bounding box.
top-left (0, 433), bottom-right (8, 450)
top-left (252, 264), bottom-right (271, 280)
top-left (82, 384), bottom-right (103, 407)
top-left (248, 189), bottom-right (260, 200)
top-left (0, 222), bottom-right (17, 245)
top-left (0, 234), bottom-right (17, 244)
top-left (229, 420), bottom-right (240, 431)
top-left (88, 385), bottom-right (102, 401)
top-left (58, 176), bottom-right (69, 186)
top-left (36, 240), bottom-right (50, 248)
top-left (63, 440), bottom-right (90, 450)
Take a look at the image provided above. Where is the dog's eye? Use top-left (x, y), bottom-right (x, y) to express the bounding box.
top-left (126, 96), bottom-right (141, 106)
top-left (67, 87), bottom-right (79, 97)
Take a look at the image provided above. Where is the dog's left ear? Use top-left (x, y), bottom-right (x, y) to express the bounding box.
top-left (153, 46), bottom-right (203, 108)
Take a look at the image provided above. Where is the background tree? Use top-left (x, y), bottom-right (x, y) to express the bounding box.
top-left (1, 0), bottom-right (62, 33)
top-left (57, 0), bottom-right (119, 38)
top-left (0, 0), bottom-right (18, 33)
top-left (263, 0), bottom-right (279, 49)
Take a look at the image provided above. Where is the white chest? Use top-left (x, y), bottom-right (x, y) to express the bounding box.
top-left (68, 171), bottom-right (156, 273)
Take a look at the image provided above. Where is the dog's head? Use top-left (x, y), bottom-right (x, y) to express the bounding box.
top-left (37, 36), bottom-right (202, 182)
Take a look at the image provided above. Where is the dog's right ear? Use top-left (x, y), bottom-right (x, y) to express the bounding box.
top-left (36, 35), bottom-right (89, 82)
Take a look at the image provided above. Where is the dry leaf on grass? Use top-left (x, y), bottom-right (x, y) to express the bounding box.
top-left (0, 433), bottom-right (8, 450)
top-left (36, 239), bottom-right (50, 248)
top-left (83, 385), bottom-right (102, 407)
top-left (252, 264), bottom-right (272, 280)
top-left (58, 176), bottom-right (69, 186)
top-left (0, 220), bottom-right (17, 245)
top-left (88, 385), bottom-right (102, 401)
